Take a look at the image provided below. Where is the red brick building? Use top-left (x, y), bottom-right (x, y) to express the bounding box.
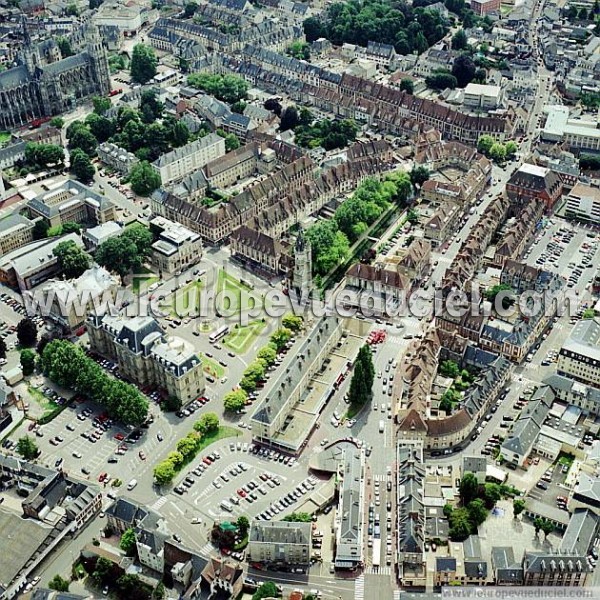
top-left (506, 163), bottom-right (563, 213)
top-left (471, 0), bottom-right (501, 15)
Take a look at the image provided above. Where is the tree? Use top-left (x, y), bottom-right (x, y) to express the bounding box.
top-left (348, 345), bottom-right (375, 408)
top-left (96, 224), bottom-right (152, 278)
top-left (452, 53), bottom-right (476, 88)
top-left (282, 512), bottom-right (312, 522)
top-left (410, 166), bottom-right (430, 187)
top-left (130, 44), bottom-right (158, 84)
top-left (93, 95), bottom-right (111, 115)
top-left (33, 220), bottom-right (49, 240)
top-left (426, 72), bottom-right (457, 90)
top-left (68, 127), bottom-right (98, 157)
top-left (187, 73), bottom-right (248, 103)
top-left (540, 519), bottom-right (555, 538)
top-left (280, 106), bottom-right (299, 131)
top-left (92, 557), bottom-right (113, 585)
top-left (449, 507), bottom-right (472, 541)
top-left (489, 142), bottom-right (506, 163)
top-left (264, 98), bottom-right (283, 116)
top-left (161, 395), bottom-right (181, 412)
top-left (183, 1), bottom-right (198, 17)
top-left (399, 78), bottom-right (414, 94)
top-left (17, 318), bottom-right (37, 347)
top-left (306, 220), bottom-right (350, 275)
top-left (459, 472), bottom-right (479, 505)
top-left (253, 582), bottom-right (279, 600)
top-left (224, 133), bottom-right (240, 152)
top-left (153, 582), bottom-right (166, 600)
top-left (583, 308), bottom-right (596, 319)
top-left (439, 360), bottom-right (459, 378)
top-left (257, 344), bottom-right (277, 366)
top-left (483, 483), bottom-right (502, 508)
top-left (287, 41), bottom-right (311, 60)
top-left (65, 2), bottom-right (78, 15)
top-left (48, 575), bottom-right (70, 592)
top-left (451, 29), bottom-right (468, 50)
top-left (153, 460), bottom-right (176, 485)
top-left (53, 240), bottom-right (91, 279)
top-left (169, 120), bottom-right (190, 147)
top-left (194, 412), bottom-right (220, 434)
top-left (303, 16), bottom-right (326, 42)
top-left (129, 161), bottom-right (161, 196)
top-left (49, 117), bottom-right (64, 129)
top-left (533, 517), bottom-right (543, 536)
top-left (85, 113), bottom-right (115, 143)
top-left (16, 435), bottom-right (39, 459)
top-left (25, 143), bottom-right (65, 168)
top-left (70, 148), bottom-right (95, 183)
top-left (119, 528), bottom-right (137, 555)
top-left (505, 141), bottom-right (518, 159)
top-left (177, 433), bottom-right (200, 457)
top-left (270, 327), bottom-right (293, 351)
top-left (140, 89), bottom-right (163, 123)
top-left (439, 392), bottom-right (454, 415)
top-left (513, 498), bottom-right (526, 518)
top-left (20, 349), bottom-right (36, 376)
top-left (467, 498), bottom-right (488, 526)
top-left (282, 314), bottom-right (303, 332)
top-left (56, 36), bottom-right (73, 58)
top-left (224, 389), bottom-right (247, 412)
top-left (236, 515), bottom-right (250, 537)
top-left (477, 135), bottom-right (494, 156)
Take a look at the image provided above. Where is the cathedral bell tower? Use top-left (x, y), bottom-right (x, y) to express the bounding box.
top-left (291, 228), bottom-right (312, 303)
top-left (85, 23), bottom-right (111, 96)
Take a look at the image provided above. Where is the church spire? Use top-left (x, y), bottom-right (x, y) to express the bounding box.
top-left (22, 15), bottom-right (31, 47)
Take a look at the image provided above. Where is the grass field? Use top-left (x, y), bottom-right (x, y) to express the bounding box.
top-left (132, 267), bottom-right (159, 293)
top-left (0, 131), bottom-right (10, 148)
top-left (161, 281), bottom-right (202, 318)
top-left (195, 426), bottom-right (241, 454)
top-left (216, 269), bottom-right (265, 314)
top-left (199, 352), bottom-right (225, 379)
top-left (223, 320), bottom-right (266, 354)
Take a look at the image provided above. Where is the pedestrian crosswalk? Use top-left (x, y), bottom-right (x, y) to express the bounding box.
top-left (354, 574), bottom-right (365, 600)
top-left (151, 496), bottom-right (168, 511)
top-left (365, 566), bottom-right (392, 575)
top-left (197, 541), bottom-right (217, 558)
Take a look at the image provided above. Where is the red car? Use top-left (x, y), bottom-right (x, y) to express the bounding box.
top-left (237, 489), bottom-right (246, 497)
top-left (203, 457), bottom-right (212, 465)
top-left (98, 472), bottom-right (107, 482)
top-left (114, 433), bottom-right (125, 441)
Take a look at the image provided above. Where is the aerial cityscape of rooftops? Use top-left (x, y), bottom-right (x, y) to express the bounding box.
top-left (2, 0), bottom-right (600, 598)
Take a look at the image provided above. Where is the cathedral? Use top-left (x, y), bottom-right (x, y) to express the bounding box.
top-left (0, 22), bottom-right (111, 130)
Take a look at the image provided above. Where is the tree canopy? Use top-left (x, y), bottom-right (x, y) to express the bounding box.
top-left (25, 143), bottom-right (64, 168)
top-left (70, 148), bottom-right (95, 183)
top-left (20, 349), bottom-right (36, 376)
top-left (348, 344), bottom-right (375, 408)
top-left (224, 389), bottom-right (247, 412)
top-left (53, 240), bottom-right (91, 279)
top-left (129, 161), bottom-right (162, 196)
top-left (187, 73), bottom-right (248, 104)
top-left (95, 223), bottom-right (153, 278)
top-left (40, 340), bottom-right (148, 425)
top-left (130, 44), bottom-right (158, 84)
top-left (303, 1), bottom-right (449, 55)
top-left (16, 435), bottom-right (39, 459)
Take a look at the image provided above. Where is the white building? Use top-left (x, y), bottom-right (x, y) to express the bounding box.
top-left (92, 1), bottom-right (143, 32)
top-left (558, 318), bottom-right (600, 388)
top-left (248, 521), bottom-right (312, 566)
top-left (152, 133), bottom-right (226, 186)
top-left (542, 105), bottom-right (600, 152)
top-left (149, 216), bottom-right (202, 274)
top-left (463, 83), bottom-right (504, 110)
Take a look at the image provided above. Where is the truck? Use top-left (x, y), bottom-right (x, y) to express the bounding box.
top-left (372, 539), bottom-right (381, 568)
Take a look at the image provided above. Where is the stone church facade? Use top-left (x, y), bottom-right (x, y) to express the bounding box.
top-left (0, 22), bottom-right (111, 130)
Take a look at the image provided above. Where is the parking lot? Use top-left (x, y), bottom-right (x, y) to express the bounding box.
top-left (524, 221), bottom-right (599, 295)
top-left (10, 397), bottom-right (164, 482)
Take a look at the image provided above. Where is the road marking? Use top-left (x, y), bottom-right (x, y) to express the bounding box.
top-left (151, 497), bottom-right (168, 511)
top-left (354, 574), bottom-right (365, 600)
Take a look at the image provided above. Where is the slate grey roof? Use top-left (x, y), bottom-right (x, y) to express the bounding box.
top-left (42, 53), bottom-right (88, 76)
top-left (114, 316), bottom-right (163, 355)
top-left (560, 509), bottom-right (599, 556)
top-left (105, 497), bottom-right (149, 526)
top-left (501, 386), bottom-right (553, 457)
top-left (491, 546), bottom-right (523, 583)
top-left (152, 133), bottom-right (223, 168)
top-left (0, 65), bottom-right (30, 90)
top-left (524, 552), bottom-right (589, 574)
top-left (436, 557), bottom-right (456, 572)
top-left (249, 521), bottom-right (311, 545)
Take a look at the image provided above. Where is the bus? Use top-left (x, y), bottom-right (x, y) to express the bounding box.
top-left (372, 539), bottom-right (381, 569)
top-left (209, 325), bottom-right (229, 343)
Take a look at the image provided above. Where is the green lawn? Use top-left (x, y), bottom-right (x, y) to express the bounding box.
top-left (132, 267), bottom-right (159, 293)
top-left (196, 426), bottom-right (241, 454)
top-left (161, 281), bottom-right (202, 318)
top-left (0, 131), bottom-right (10, 148)
top-left (28, 385), bottom-right (64, 421)
top-left (223, 320), bottom-right (266, 354)
top-left (216, 269), bottom-right (266, 314)
top-left (199, 352), bottom-right (225, 379)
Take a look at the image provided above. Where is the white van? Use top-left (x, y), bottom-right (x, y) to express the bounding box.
top-left (220, 500), bottom-right (233, 512)
top-left (127, 479), bottom-right (138, 490)
top-left (379, 420), bottom-right (385, 433)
